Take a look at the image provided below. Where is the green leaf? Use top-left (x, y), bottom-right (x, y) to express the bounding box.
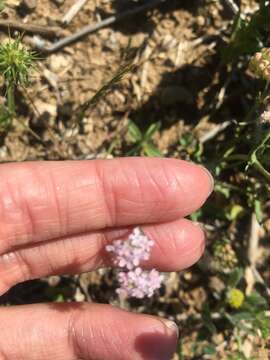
top-left (179, 133), bottom-right (194, 147)
top-left (245, 292), bottom-right (267, 308)
top-left (230, 312), bottom-right (254, 323)
top-left (221, 5), bottom-right (270, 62)
top-left (144, 121), bottom-right (161, 140)
top-left (143, 142), bottom-right (162, 157)
top-left (201, 303), bottom-right (217, 335)
top-left (190, 209), bottom-right (202, 222)
top-left (128, 120), bottom-right (142, 142)
top-left (214, 183), bottom-right (230, 198)
top-left (228, 268), bottom-right (244, 288)
top-left (226, 204), bottom-right (244, 221)
top-left (203, 344), bottom-right (216, 355)
top-left (55, 294), bottom-right (65, 303)
top-left (254, 311), bottom-right (270, 338)
top-left (254, 199), bottom-right (263, 223)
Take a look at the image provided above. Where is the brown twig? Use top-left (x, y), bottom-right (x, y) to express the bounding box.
top-left (199, 121), bottom-right (232, 144)
top-left (38, 0), bottom-right (165, 54)
top-left (222, 0), bottom-right (240, 15)
top-left (245, 213), bottom-right (270, 298)
top-left (0, 20), bottom-right (66, 38)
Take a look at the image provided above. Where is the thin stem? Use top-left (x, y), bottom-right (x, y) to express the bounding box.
top-left (253, 159), bottom-right (270, 181)
top-left (251, 131), bottom-right (270, 181)
top-left (7, 83), bottom-right (15, 116)
top-left (224, 154), bottom-right (249, 162)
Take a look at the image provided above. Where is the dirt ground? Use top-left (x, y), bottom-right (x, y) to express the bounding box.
top-left (0, 0), bottom-right (269, 359)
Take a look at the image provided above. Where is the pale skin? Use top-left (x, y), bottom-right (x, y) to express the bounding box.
top-left (0, 157), bottom-right (213, 360)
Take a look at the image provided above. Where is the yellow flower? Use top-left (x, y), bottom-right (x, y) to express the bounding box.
top-left (227, 288), bottom-right (245, 309)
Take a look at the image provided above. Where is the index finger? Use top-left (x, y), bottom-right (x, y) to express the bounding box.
top-left (0, 157), bottom-right (213, 253)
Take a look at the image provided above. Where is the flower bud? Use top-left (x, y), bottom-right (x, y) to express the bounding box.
top-left (227, 288), bottom-right (245, 309)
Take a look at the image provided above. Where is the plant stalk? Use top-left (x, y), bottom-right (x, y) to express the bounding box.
top-left (7, 83), bottom-right (15, 117)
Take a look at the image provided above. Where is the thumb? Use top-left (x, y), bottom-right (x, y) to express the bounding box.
top-left (0, 302), bottom-right (178, 360)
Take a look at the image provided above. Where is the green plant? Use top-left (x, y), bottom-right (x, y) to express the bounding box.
top-left (179, 133), bottom-right (203, 163)
top-left (0, 37), bottom-right (37, 124)
top-left (185, 267), bottom-right (270, 359)
top-left (127, 120), bottom-right (162, 156)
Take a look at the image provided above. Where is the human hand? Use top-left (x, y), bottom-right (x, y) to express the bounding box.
top-left (0, 157), bottom-right (213, 360)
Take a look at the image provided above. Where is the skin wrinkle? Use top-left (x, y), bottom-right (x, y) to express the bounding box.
top-left (40, 238), bottom-right (57, 275)
top-left (177, 236), bottom-right (205, 260)
top-left (95, 160), bottom-right (117, 228)
top-left (0, 250), bottom-right (32, 292)
top-left (60, 169), bottom-right (99, 234)
top-left (131, 164), bottom-right (168, 225)
top-left (11, 250), bottom-right (32, 283)
top-left (144, 226), bottom-right (168, 263)
top-left (22, 164), bottom-right (57, 241)
top-left (0, 179), bottom-right (32, 251)
top-left (0, 165), bottom-right (60, 251)
top-left (47, 167), bottom-right (65, 239)
top-left (128, 162), bottom-right (146, 206)
top-left (0, 351), bottom-right (8, 360)
top-left (0, 261), bottom-right (13, 294)
top-left (61, 236), bottom-right (76, 271)
top-left (67, 309), bottom-right (84, 360)
top-left (108, 160), bottom-right (146, 225)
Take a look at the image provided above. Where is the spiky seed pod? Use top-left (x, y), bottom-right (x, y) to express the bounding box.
top-left (212, 239), bottom-right (238, 273)
top-left (0, 37), bottom-right (37, 86)
top-left (249, 48), bottom-right (270, 81)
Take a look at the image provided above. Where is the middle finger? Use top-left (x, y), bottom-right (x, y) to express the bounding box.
top-left (0, 218), bottom-right (205, 295)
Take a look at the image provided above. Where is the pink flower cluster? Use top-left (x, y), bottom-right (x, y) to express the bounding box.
top-left (106, 227), bottom-right (164, 299)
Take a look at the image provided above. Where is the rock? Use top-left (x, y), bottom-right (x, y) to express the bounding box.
top-left (34, 100), bottom-right (57, 118)
top-left (21, 0), bottom-right (36, 11)
top-left (49, 54), bottom-right (72, 74)
top-left (5, 0), bottom-right (21, 6)
top-left (160, 85), bottom-right (194, 106)
top-left (47, 276), bottom-right (61, 287)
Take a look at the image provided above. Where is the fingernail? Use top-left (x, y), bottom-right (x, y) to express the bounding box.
top-left (199, 165), bottom-right (214, 195)
top-left (160, 319), bottom-right (179, 339)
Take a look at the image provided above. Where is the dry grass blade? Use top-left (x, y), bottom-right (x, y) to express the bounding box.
top-left (78, 60), bottom-right (136, 121)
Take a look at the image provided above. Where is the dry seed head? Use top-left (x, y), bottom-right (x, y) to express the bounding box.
top-left (212, 239), bottom-right (238, 273)
top-left (260, 110), bottom-right (270, 124)
top-left (249, 48), bottom-right (270, 81)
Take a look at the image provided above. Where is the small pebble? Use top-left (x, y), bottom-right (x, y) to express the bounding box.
top-left (21, 0), bottom-right (36, 11)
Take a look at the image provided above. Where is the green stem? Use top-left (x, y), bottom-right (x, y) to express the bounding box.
top-left (254, 160), bottom-right (270, 181)
top-left (7, 83), bottom-right (15, 117)
top-left (251, 131), bottom-right (270, 181)
top-left (225, 154), bottom-right (249, 162)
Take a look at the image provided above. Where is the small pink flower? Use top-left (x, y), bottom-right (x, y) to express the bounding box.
top-left (117, 268), bottom-right (164, 298)
top-left (106, 227), bottom-right (164, 298)
top-left (106, 227), bottom-right (154, 270)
